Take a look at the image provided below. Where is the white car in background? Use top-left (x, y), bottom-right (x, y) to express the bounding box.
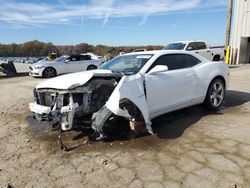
top-left (29, 50), bottom-right (229, 140)
top-left (29, 54), bottom-right (102, 78)
top-left (164, 40), bottom-right (225, 61)
top-left (84, 52), bottom-right (102, 60)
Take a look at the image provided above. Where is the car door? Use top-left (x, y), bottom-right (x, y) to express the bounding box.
top-left (195, 42), bottom-right (212, 60)
top-left (79, 55), bottom-right (92, 71)
top-left (63, 55), bottom-right (82, 73)
top-left (187, 42), bottom-right (209, 60)
top-left (145, 54), bottom-right (200, 117)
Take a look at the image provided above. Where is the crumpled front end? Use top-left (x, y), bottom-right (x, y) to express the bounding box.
top-left (29, 71), bottom-right (153, 140)
top-left (29, 77), bottom-right (119, 132)
top-left (29, 90), bottom-right (80, 131)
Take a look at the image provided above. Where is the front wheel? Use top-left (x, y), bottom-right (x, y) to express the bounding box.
top-left (203, 78), bottom-right (225, 110)
top-left (87, 65), bottom-right (97, 70)
top-left (43, 67), bottom-right (57, 78)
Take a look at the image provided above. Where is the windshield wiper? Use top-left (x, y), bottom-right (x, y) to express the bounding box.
top-left (112, 70), bottom-right (136, 76)
top-left (111, 70), bottom-right (124, 75)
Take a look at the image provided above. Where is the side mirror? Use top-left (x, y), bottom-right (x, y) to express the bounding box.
top-left (148, 65), bottom-right (168, 75)
top-left (187, 46), bottom-right (193, 51)
top-left (64, 59), bottom-right (70, 63)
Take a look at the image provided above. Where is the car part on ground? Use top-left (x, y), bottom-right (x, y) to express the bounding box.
top-left (0, 61), bottom-right (17, 76)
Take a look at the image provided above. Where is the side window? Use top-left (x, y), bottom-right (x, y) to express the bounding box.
top-left (147, 54), bottom-right (201, 72)
top-left (187, 42), bottom-right (197, 51)
top-left (184, 54), bottom-right (201, 67)
top-left (80, 55), bottom-right (91, 60)
top-left (71, 56), bottom-right (80, 61)
top-left (196, 42), bottom-right (206, 50)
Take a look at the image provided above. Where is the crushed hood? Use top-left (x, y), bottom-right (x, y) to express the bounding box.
top-left (36, 69), bottom-right (113, 90)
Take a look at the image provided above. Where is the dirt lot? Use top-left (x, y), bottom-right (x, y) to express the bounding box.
top-left (0, 65), bottom-right (250, 188)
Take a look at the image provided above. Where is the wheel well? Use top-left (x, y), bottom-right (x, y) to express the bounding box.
top-left (213, 55), bottom-right (220, 61)
top-left (88, 64), bottom-right (97, 68)
top-left (43, 67), bottom-right (57, 76)
top-left (203, 75), bottom-right (226, 104)
top-left (119, 98), bottom-right (144, 121)
top-left (211, 75), bottom-right (226, 88)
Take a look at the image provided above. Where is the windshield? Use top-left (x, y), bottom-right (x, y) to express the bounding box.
top-left (164, 43), bottom-right (186, 50)
top-left (54, 55), bottom-right (69, 62)
top-left (99, 54), bottom-right (153, 74)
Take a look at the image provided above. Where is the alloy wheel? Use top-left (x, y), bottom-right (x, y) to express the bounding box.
top-left (209, 81), bottom-right (224, 107)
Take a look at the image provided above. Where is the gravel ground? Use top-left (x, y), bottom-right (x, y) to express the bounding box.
top-left (0, 65), bottom-right (250, 188)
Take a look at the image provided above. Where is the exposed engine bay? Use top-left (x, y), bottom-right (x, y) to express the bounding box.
top-left (29, 72), bottom-right (150, 140)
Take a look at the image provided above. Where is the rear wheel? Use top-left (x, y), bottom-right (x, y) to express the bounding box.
top-left (203, 78), bottom-right (225, 110)
top-left (87, 65), bottom-right (97, 70)
top-left (213, 55), bottom-right (220, 61)
top-left (43, 67), bottom-right (56, 78)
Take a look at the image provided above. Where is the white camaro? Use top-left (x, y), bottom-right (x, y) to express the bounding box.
top-left (29, 50), bottom-right (229, 140)
top-left (29, 54), bottom-right (102, 78)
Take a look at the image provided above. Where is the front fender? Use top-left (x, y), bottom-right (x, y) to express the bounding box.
top-left (106, 74), bottom-right (153, 134)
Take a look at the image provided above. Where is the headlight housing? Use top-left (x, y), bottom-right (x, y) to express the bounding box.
top-left (33, 66), bottom-right (45, 69)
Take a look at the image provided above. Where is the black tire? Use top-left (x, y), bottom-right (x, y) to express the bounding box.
top-left (213, 55), bottom-right (220, 61)
top-left (203, 78), bottom-right (225, 110)
top-left (43, 67), bottom-right (57, 78)
top-left (87, 65), bottom-right (97, 70)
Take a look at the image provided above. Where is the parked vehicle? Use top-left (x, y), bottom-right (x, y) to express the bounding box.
top-left (133, 49), bottom-right (147, 52)
top-left (29, 50), bottom-right (229, 140)
top-left (164, 41), bottom-right (225, 61)
top-left (29, 54), bottom-right (102, 78)
top-left (83, 52), bottom-right (102, 60)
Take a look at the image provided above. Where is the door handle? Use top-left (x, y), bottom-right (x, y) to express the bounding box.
top-left (187, 73), bottom-right (196, 78)
top-left (195, 52), bottom-right (199, 54)
top-left (207, 50), bottom-right (211, 52)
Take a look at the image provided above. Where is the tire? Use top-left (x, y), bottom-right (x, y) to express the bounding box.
top-left (87, 65), bottom-right (97, 70)
top-left (43, 67), bottom-right (57, 78)
top-left (213, 55), bottom-right (220, 61)
top-left (203, 78), bottom-right (225, 110)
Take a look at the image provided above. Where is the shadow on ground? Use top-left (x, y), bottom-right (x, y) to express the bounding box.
top-left (152, 90), bottom-right (250, 139)
top-left (0, 72), bottom-right (29, 79)
top-left (25, 90), bottom-right (250, 152)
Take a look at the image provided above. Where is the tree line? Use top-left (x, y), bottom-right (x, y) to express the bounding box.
top-left (0, 40), bottom-right (163, 57)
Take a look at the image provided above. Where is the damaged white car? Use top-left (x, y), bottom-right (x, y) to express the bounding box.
top-left (29, 50), bottom-right (229, 140)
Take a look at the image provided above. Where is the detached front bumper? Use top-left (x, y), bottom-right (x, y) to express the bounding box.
top-left (29, 67), bottom-right (44, 77)
top-left (29, 102), bottom-right (52, 121)
top-left (29, 93), bottom-right (79, 131)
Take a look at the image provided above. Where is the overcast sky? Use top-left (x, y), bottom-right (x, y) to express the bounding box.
top-left (0, 0), bottom-right (228, 46)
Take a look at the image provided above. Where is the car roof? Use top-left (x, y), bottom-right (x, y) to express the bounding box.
top-left (123, 50), bottom-right (196, 56)
top-left (168, 40), bottom-right (206, 44)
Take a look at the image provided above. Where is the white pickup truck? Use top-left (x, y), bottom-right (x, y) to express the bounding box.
top-left (164, 41), bottom-right (225, 61)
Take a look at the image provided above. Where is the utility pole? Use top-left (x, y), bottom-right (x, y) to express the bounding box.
top-left (225, 0), bottom-right (233, 48)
